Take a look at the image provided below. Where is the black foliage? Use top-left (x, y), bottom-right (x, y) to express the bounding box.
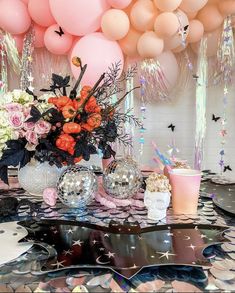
top-left (26, 105), bottom-right (42, 123)
top-left (74, 139), bottom-right (97, 161)
top-left (0, 140), bottom-right (34, 185)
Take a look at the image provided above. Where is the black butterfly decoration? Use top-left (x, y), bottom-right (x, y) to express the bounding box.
top-left (168, 124), bottom-right (175, 132)
top-left (41, 74), bottom-right (70, 96)
top-left (26, 106), bottom-right (64, 124)
top-left (54, 26), bottom-right (64, 37)
top-left (224, 165), bottom-right (232, 172)
top-left (184, 25), bottom-right (189, 33)
top-left (212, 114), bottom-right (221, 122)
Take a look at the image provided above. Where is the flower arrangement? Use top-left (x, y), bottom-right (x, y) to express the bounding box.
top-left (0, 59), bottom-right (140, 184)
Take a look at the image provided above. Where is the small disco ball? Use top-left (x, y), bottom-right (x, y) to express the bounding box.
top-left (57, 165), bottom-right (98, 208)
top-left (103, 158), bottom-right (143, 199)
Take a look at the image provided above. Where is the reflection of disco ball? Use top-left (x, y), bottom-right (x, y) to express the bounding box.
top-left (103, 158), bottom-right (143, 199)
top-left (57, 166), bottom-right (98, 208)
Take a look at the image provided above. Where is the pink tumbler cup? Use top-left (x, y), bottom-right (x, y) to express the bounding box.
top-left (169, 169), bottom-right (201, 215)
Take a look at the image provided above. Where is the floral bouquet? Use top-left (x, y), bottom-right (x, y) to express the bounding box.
top-left (0, 59), bottom-right (140, 185)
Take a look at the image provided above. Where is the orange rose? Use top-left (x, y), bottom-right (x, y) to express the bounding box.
top-left (87, 113), bottom-right (102, 128)
top-left (81, 123), bottom-right (94, 132)
top-left (63, 122), bottom-right (81, 134)
top-left (62, 105), bottom-right (77, 119)
top-left (56, 134), bottom-right (75, 151)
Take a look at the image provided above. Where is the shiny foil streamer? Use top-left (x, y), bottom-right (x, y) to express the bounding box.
top-left (139, 59), bottom-right (169, 102)
top-left (0, 30), bottom-right (8, 93)
top-left (194, 37), bottom-right (208, 170)
top-left (124, 72), bottom-right (135, 156)
top-left (4, 32), bottom-right (21, 75)
top-left (20, 27), bottom-right (35, 91)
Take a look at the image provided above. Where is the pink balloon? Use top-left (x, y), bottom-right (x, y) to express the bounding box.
top-left (0, 0), bottom-right (31, 34)
top-left (137, 31), bottom-right (164, 58)
top-left (108, 0), bottom-right (132, 9)
top-left (28, 0), bottom-right (55, 27)
top-left (21, 0), bottom-right (29, 3)
top-left (187, 20), bottom-right (204, 43)
top-left (156, 51), bottom-right (179, 91)
top-left (180, 0), bottom-right (208, 13)
top-left (70, 32), bottom-right (124, 86)
top-left (101, 9), bottom-right (130, 41)
top-left (13, 34), bottom-right (24, 53)
top-left (49, 0), bottom-right (110, 36)
top-left (44, 24), bottom-right (73, 55)
top-left (33, 24), bottom-right (46, 48)
top-left (197, 4), bottom-right (223, 32)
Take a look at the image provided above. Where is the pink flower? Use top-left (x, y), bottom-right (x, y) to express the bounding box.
top-left (25, 130), bottom-right (38, 145)
top-left (23, 121), bottom-right (35, 131)
top-left (8, 111), bottom-right (24, 129)
top-left (5, 103), bottom-right (22, 112)
top-left (34, 120), bottom-right (51, 135)
top-left (43, 188), bottom-right (58, 207)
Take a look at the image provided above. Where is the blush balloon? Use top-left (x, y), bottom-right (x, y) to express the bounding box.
top-left (154, 12), bottom-right (180, 38)
top-left (49, 0), bottom-right (110, 36)
top-left (34, 24), bottom-right (46, 48)
top-left (187, 20), bottom-right (204, 43)
top-left (44, 24), bottom-right (73, 55)
top-left (218, 0), bottom-right (235, 16)
top-left (13, 34), bottom-right (24, 53)
top-left (28, 0), bottom-right (55, 27)
top-left (119, 27), bottom-right (142, 57)
top-left (0, 0), bottom-right (31, 34)
top-left (180, 0), bottom-right (208, 13)
top-left (70, 32), bottom-right (124, 86)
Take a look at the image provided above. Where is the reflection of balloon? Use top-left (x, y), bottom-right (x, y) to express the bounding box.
top-left (28, 0), bottom-right (55, 27)
top-left (180, 0), bottom-right (208, 13)
top-left (157, 51), bottom-right (179, 92)
top-left (44, 24), bottom-right (73, 55)
top-left (164, 10), bottom-right (189, 50)
top-left (0, 0), bottom-right (31, 34)
top-left (119, 28), bottom-right (141, 57)
top-left (187, 20), bottom-right (204, 43)
top-left (49, 0), bottom-right (110, 36)
top-left (130, 0), bottom-right (157, 32)
top-left (108, 0), bottom-right (132, 9)
top-left (34, 24), bottom-right (46, 48)
top-left (101, 9), bottom-right (130, 40)
top-left (137, 31), bottom-right (164, 58)
top-left (191, 27), bottom-right (221, 57)
top-left (154, 12), bottom-right (179, 38)
top-left (153, 0), bottom-right (182, 12)
top-left (218, 0), bottom-right (235, 16)
top-left (13, 34), bottom-right (24, 53)
top-left (197, 4), bottom-right (223, 32)
top-left (71, 33), bottom-right (124, 86)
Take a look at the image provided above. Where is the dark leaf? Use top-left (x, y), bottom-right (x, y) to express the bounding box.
top-left (0, 165), bottom-right (8, 185)
top-left (26, 105), bottom-right (41, 123)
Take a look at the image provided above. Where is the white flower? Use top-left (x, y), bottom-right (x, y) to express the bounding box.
top-left (12, 89), bottom-right (34, 104)
top-left (0, 111), bottom-right (10, 127)
top-left (38, 93), bottom-right (54, 102)
top-left (0, 92), bottom-right (13, 106)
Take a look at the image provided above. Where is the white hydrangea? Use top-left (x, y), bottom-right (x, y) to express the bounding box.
top-left (0, 111), bottom-right (10, 127)
top-left (0, 92), bottom-right (13, 106)
top-left (12, 89), bottom-right (34, 104)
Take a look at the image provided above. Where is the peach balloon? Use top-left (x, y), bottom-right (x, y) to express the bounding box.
top-left (101, 9), bottom-right (130, 40)
top-left (218, 0), bottom-right (235, 16)
top-left (154, 12), bottom-right (180, 38)
top-left (108, 0), bottom-right (132, 9)
top-left (186, 11), bottom-right (197, 20)
top-left (137, 31), bottom-right (164, 58)
top-left (187, 20), bottom-right (204, 43)
top-left (123, 0), bottom-right (137, 15)
top-left (191, 26), bottom-right (222, 57)
top-left (13, 34), bottom-right (24, 53)
top-left (197, 4), bottom-right (223, 32)
top-left (119, 27), bottom-right (141, 57)
top-left (153, 0), bottom-right (182, 12)
top-left (180, 0), bottom-right (208, 13)
top-left (164, 10), bottom-right (189, 50)
top-left (28, 0), bottom-right (55, 27)
top-left (130, 0), bottom-right (157, 32)
top-left (34, 24), bottom-right (46, 48)
top-left (44, 24), bottom-right (73, 55)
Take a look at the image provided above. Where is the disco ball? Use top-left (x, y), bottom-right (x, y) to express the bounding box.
top-left (103, 158), bottom-right (143, 199)
top-left (57, 166), bottom-right (98, 208)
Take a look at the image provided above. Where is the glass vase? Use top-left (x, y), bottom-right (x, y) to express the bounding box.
top-left (18, 159), bottom-right (62, 196)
